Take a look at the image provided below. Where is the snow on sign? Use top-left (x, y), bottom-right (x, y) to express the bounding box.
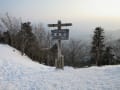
top-left (51, 29), bottom-right (69, 40)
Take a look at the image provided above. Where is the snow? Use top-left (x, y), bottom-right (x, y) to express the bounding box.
top-left (0, 44), bottom-right (120, 90)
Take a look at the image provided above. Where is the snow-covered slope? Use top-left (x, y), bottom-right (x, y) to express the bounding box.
top-left (0, 44), bottom-right (120, 90)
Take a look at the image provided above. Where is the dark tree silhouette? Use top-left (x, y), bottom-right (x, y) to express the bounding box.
top-left (16, 22), bottom-right (38, 56)
top-left (91, 27), bottom-right (105, 66)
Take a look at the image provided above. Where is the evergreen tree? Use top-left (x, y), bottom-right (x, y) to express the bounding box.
top-left (91, 27), bottom-right (105, 66)
top-left (16, 22), bottom-right (39, 56)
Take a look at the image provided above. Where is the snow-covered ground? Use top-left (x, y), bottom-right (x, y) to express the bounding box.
top-left (0, 44), bottom-right (120, 90)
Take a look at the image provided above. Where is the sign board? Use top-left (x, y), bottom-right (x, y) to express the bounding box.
top-left (51, 29), bottom-right (69, 40)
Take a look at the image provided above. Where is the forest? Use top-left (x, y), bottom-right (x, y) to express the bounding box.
top-left (0, 14), bottom-right (120, 68)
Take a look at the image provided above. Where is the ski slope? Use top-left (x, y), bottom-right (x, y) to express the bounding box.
top-left (0, 44), bottom-right (120, 90)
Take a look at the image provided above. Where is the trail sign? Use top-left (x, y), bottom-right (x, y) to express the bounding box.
top-left (51, 29), bottom-right (69, 40)
top-left (48, 20), bottom-right (72, 69)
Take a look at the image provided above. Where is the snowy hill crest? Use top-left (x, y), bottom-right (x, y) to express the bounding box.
top-left (0, 44), bottom-right (120, 90)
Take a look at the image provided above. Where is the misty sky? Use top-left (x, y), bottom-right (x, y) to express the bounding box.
top-left (0, 0), bottom-right (120, 39)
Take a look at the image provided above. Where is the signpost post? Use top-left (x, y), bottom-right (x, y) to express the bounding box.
top-left (48, 20), bottom-right (72, 69)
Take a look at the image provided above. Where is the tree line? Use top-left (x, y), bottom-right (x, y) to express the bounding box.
top-left (0, 14), bottom-right (120, 67)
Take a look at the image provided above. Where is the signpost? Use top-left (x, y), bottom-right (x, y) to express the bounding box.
top-left (48, 20), bottom-right (72, 69)
top-left (51, 29), bottom-right (69, 40)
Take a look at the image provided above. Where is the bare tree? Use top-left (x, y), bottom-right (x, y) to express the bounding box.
top-left (111, 39), bottom-right (120, 64)
top-left (0, 13), bottom-right (21, 46)
top-left (63, 39), bottom-right (89, 67)
top-left (33, 23), bottom-right (52, 48)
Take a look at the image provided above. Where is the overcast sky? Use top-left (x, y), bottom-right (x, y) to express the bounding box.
top-left (0, 0), bottom-right (120, 39)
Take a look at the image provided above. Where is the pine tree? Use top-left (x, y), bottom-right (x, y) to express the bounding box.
top-left (16, 22), bottom-right (38, 56)
top-left (91, 27), bottom-right (105, 66)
